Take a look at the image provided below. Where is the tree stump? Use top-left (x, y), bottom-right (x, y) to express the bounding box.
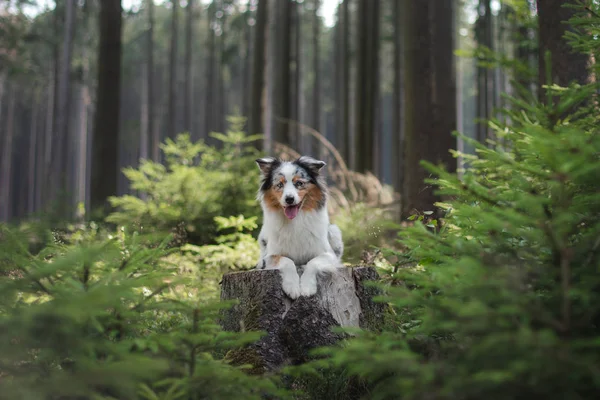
top-left (220, 266), bottom-right (384, 373)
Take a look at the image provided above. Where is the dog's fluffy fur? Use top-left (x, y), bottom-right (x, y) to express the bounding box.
top-left (255, 156), bottom-right (343, 298)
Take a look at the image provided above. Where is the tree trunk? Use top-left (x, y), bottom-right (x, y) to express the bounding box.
top-left (337, 0), bottom-right (350, 164)
top-left (205, 6), bottom-right (215, 139)
top-left (220, 266), bottom-right (385, 373)
top-left (311, 0), bottom-right (321, 156)
top-left (168, 0), bottom-right (179, 139)
top-left (249, 0), bottom-right (268, 143)
top-left (28, 90), bottom-right (40, 215)
top-left (401, 0), bottom-right (437, 215)
top-left (146, 0), bottom-right (158, 162)
top-left (91, 0), bottom-right (122, 214)
top-left (274, 0), bottom-right (292, 146)
top-left (354, 0), bottom-right (379, 174)
top-left (184, 0), bottom-right (194, 134)
top-left (1, 86), bottom-right (16, 222)
top-left (537, 0), bottom-right (592, 97)
top-left (392, 0), bottom-right (402, 193)
top-left (431, 0), bottom-right (457, 173)
top-left (292, 0), bottom-right (302, 149)
top-left (217, 8), bottom-right (228, 134)
top-left (141, 0), bottom-right (154, 161)
top-left (52, 0), bottom-right (76, 215)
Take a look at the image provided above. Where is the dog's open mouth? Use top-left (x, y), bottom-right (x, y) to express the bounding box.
top-left (284, 204), bottom-right (300, 220)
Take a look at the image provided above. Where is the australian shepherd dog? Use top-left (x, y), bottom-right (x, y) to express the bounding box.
top-left (255, 156), bottom-right (344, 299)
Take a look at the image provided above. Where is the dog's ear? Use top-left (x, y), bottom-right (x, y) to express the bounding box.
top-left (256, 157), bottom-right (277, 175)
top-left (297, 156), bottom-right (326, 174)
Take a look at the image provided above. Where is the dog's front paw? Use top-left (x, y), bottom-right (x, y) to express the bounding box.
top-left (299, 274), bottom-right (318, 297)
top-left (282, 278), bottom-right (302, 299)
top-left (278, 258), bottom-right (301, 299)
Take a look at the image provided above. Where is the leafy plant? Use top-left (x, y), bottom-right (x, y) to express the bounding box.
top-left (0, 223), bottom-right (283, 399)
top-left (107, 116), bottom-right (263, 245)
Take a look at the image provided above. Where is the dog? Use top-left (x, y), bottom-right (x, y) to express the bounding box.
top-left (255, 156), bottom-right (343, 299)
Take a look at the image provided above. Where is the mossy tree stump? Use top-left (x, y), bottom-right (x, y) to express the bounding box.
top-left (220, 266), bottom-right (384, 373)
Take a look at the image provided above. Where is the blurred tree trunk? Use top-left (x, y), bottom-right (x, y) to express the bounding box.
top-left (204, 9), bottom-right (215, 139)
top-left (274, 0), bottom-right (292, 146)
top-left (249, 0), bottom-right (267, 144)
top-left (91, 0), bottom-right (122, 214)
top-left (537, 0), bottom-right (592, 97)
top-left (184, 0), bottom-right (194, 135)
top-left (392, 0), bottom-right (402, 192)
top-left (354, 0), bottom-right (379, 173)
top-left (0, 86), bottom-right (15, 222)
top-left (311, 0), bottom-right (320, 155)
top-left (474, 0), bottom-right (493, 143)
top-left (143, 0), bottom-right (156, 161)
top-left (218, 6), bottom-right (228, 134)
top-left (401, 0), bottom-right (435, 215)
top-left (431, 0), bottom-right (457, 172)
top-left (51, 0), bottom-right (75, 214)
top-left (28, 89), bottom-right (40, 215)
top-left (264, 0), bottom-right (277, 152)
top-left (168, 0), bottom-right (179, 139)
top-left (242, 0), bottom-right (252, 121)
top-left (290, 0), bottom-right (302, 149)
top-left (402, 0), bottom-right (456, 215)
top-left (338, 0), bottom-right (350, 164)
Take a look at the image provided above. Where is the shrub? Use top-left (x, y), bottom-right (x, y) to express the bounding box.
top-left (107, 116), bottom-right (263, 245)
top-left (0, 223), bottom-right (283, 399)
top-left (313, 76), bottom-right (600, 398)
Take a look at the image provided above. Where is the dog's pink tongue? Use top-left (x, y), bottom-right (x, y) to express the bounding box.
top-left (284, 205), bottom-right (299, 220)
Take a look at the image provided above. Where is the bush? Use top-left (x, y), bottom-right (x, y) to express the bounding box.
top-left (313, 77), bottom-right (600, 398)
top-left (0, 223), bottom-right (283, 399)
top-left (108, 116), bottom-right (263, 245)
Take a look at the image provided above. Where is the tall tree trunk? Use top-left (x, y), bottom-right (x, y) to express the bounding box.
top-left (28, 89), bottom-right (40, 215)
top-left (91, 0), bottom-right (122, 214)
top-left (205, 7), bottom-right (215, 139)
top-left (291, 0), bottom-right (302, 149)
top-left (402, 0), bottom-right (456, 215)
top-left (354, 0), bottom-right (379, 173)
top-left (0, 86), bottom-right (15, 222)
top-left (146, 0), bottom-right (158, 161)
top-left (275, 0), bottom-right (292, 146)
top-left (141, 0), bottom-right (155, 161)
top-left (242, 0), bottom-right (253, 122)
top-left (431, 0), bottom-right (457, 171)
top-left (184, 0), bottom-right (194, 134)
top-left (217, 8), bottom-right (228, 134)
top-left (311, 0), bottom-right (321, 156)
top-left (337, 0), bottom-right (350, 163)
top-left (52, 0), bottom-right (76, 214)
top-left (264, 0), bottom-right (277, 153)
top-left (249, 0), bottom-right (268, 144)
top-left (168, 0), bottom-right (179, 139)
top-left (537, 0), bottom-right (592, 97)
top-left (392, 0), bottom-right (402, 192)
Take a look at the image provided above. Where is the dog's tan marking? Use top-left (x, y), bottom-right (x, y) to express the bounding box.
top-left (301, 183), bottom-right (324, 212)
top-left (271, 255), bottom-right (282, 265)
top-left (263, 188), bottom-right (282, 212)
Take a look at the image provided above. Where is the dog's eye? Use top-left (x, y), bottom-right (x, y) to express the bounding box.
top-left (276, 182), bottom-right (284, 189)
top-left (294, 181), bottom-right (304, 188)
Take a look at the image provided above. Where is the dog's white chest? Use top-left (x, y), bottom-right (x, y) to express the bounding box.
top-left (263, 209), bottom-right (331, 265)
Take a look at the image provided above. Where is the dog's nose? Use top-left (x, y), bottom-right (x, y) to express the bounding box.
top-left (285, 196), bottom-right (295, 205)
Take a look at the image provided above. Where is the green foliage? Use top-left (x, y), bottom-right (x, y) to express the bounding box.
top-left (0, 223), bottom-right (283, 399)
top-left (107, 116), bottom-right (263, 245)
top-left (334, 203), bottom-right (399, 264)
top-left (303, 43), bottom-right (600, 400)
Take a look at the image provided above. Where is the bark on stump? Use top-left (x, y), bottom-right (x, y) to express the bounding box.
top-left (220, 266), bottom-right (384, 373)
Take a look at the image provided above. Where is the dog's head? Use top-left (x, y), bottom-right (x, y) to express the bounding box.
top-left (256, 156), bottom-right (328, 220)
